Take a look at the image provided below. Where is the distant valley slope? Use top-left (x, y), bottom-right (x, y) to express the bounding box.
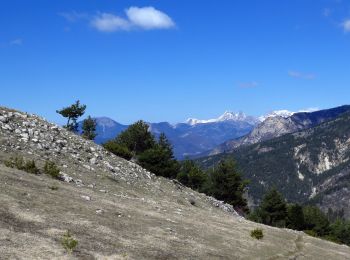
top-left (197, 108), bottom-right (350, 218)
top-left (207, 105), bottom-right (350, 156)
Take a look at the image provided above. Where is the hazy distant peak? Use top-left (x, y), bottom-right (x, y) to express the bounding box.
top-left (186, 111), bottom-right (257, 126)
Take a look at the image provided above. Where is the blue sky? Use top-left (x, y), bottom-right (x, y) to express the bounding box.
top-left (1, 0), bottom-right (350, 124)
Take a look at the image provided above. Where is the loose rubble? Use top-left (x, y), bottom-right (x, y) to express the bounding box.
top-left (0, 107), bottom-right (155, 184)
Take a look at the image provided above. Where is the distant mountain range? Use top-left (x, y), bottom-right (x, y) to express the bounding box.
top-left (80, 111), bottom-right (260, 159)
top-left (81, 106), bottom-right (350, 160)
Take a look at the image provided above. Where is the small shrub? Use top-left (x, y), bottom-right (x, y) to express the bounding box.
top-left (304, 230), bottom-right (317, 237)
top-left (251, 228), bottom-right (264, 240)
top-left (44, 161), bottom-right (61, 179)
top-left (4, 159), bottom-right (14, 168)
top-left (5, 156), bottom-right (24, 169)
top-left (61, 230), bottom-right (78, 253)
top-left (24, 160), bottom-right (40, 174)
top-left (49, 185), bottom-right (59, 191)
top-left (13, 156), bottom-right (25, 170)
top-left (4, 157), bottom-right (39, 174)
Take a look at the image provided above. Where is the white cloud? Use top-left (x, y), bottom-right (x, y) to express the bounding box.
top-left (298, 107), bottom-right (319, 113)
top-left (89, 6), bottom-right (175, 32)
top-left (91, 13), bottom-right (131, 32)
top-left (10, 39), bottom-right (23, 46)
top-left (288, 70), bottom-right (315, 80)
top-left (342, 19), bottom-right (350, 32)
top-left (126, 6), bottom-right (175, 30)
top-left (238, 81), bottom-right (258, 88)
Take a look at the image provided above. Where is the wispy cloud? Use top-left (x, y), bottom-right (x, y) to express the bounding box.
top-left (9, 38), bottom-right (23, 46)
top-left (59, 11), bottom-right (88, 22)
top-left (238, 81), bottom-right (258, 88)
top-left (60, 7), bottom-right (175, 33)
top-left (91, 13), bottom-right (131, 32)
top-left (288, 70), bottom-right (315, 80)
top-left (341, 19), bottom-right (350, 32)
top-left (298, 107), bottom-right (319, 113)
top-left (323, 8), bottom-right (331, 17)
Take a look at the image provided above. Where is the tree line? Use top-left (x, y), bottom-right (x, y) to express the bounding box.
top-left (248, 188), bottom-right (350, 246)
top-left (103, 119), bottom-right (249, 213)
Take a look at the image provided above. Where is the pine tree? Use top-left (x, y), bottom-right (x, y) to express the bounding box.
top-left (138, 133), bottom-right (179, 178)
top-left (82, 116), bottom-right (97, 140)
top-left (176, 159), bottom-right (193, 186)
top-left (329, 220), bottom-right (350, 245)
top-left (177, 159), bottom-right (207, 191)
top-left (57, 100), bottom-right (86, 132)
top-left (209, 159), bottom-right (249, 213)
top-left (303, 206), bottom-right (330, 236)
top-left (188, 166), bottom-right (207, 191)
top-left (103, 140), bottom-right (133, 160)
top-left (259, 188), bottom-right (287, 227)
top-left (287, 203), bottom-right (305, 230)
top-left (115, 120), bottom-right (155, 155)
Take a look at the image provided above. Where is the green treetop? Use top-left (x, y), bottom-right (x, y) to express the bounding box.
top-left (82, 116), bottom-right (97, 140)
top-left (57, 100), bottom-right (86, 132)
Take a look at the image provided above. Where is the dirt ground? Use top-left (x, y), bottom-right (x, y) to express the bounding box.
top-left (1, 162), bottom-right (350, 260)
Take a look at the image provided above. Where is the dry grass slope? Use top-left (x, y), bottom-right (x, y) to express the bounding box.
top-left (0, 106), bottom-right (350, 259)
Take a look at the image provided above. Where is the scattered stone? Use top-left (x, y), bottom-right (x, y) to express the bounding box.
top-left (81, 195), bottom-right (91, 201)
top-left (89, 157), bottom-right (97, 165)
top-left (61, 173), bottom-right (74, 183)
top-left (75, 179), bottom-right (83, 186)
top-left (96, 209), bottom-right (103, 214)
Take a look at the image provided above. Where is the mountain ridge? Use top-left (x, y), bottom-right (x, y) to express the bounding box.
top-left (205, 105), bottom-right (350, 157)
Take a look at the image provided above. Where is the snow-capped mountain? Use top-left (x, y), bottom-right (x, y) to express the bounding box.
top-left (258, 108), bottom-right (319, 122)
top-left (185, 111), bottom-right (259, 126)
top-left (258, 110), bottom-right (295, 122)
